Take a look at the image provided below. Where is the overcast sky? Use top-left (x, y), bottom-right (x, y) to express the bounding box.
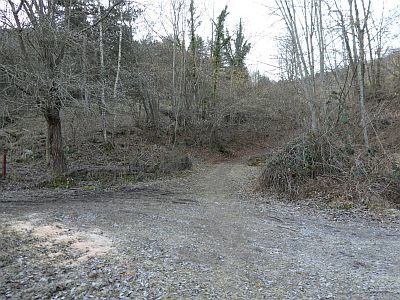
top-left (1, 1), bottom-right (397, 78)
top-left (199, 0), bottom-right (283, 76)
top-left (1, 0), bottom-right (398, 77)
top-left (138, 0), bottom-right (400, 79)
top-left (138, 0), bottom-right (281, 76)
top-left (208, 0), bottom-right (399, 76)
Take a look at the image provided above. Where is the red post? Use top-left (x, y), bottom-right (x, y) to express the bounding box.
top-left (2, 148), bottom-right (7, 178)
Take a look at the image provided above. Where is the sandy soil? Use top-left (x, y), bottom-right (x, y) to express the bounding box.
top-left (1, 162), bottom-right (400, 299)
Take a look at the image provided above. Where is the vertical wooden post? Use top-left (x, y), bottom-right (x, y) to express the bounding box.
top-left (2, 148), bottom-right (7, 178)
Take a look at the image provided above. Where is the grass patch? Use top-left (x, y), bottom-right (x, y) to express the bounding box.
top-left (41, 176), bottom-right (76, 189)
top-left (80, 185), bottom-right (96, 191)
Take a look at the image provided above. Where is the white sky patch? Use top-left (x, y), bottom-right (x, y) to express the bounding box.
top-left (198, 0), bottom-right (282, 77)
top-left (1, 0), bottom-right (398, 79)
top-left (137, 0), bottom-right (400, 79)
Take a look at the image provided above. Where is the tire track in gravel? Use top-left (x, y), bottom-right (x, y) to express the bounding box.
top-left (153, 162), bottom-right (400, 299)
top-left (1, 162), bottom-right (400, 299)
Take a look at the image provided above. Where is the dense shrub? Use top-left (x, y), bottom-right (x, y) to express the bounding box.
top-left (259, 133), bottom-right (400, 205)
top-left (259, 133), bottom-right (350, 194)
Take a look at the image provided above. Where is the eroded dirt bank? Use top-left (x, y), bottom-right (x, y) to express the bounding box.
top-left (1, 163), bottom-right (400, 299)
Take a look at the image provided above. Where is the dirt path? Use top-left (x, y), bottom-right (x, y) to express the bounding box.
top-left (1, 162), bottom-right (400, 299)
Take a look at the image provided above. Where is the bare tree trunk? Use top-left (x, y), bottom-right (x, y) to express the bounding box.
top-left (112, 6), bottom-right (123, 145)
top-left (316, 0), bottom-right (327, 126)
top-left (171, 0), bottom-right (185, 144)
top-left (366, 17), bottom-right (383, 96)
top-left (351, 0), bottom-right (370, 150)
top-left (181, 34), bottom-right (187, 125)
top-left (365, 23), bottom-right (374, 88)
top-left (113, 7), bottom-right (123, 100)
top-left (44, 107), bottom-right (67, 175)
top-left (188, 0), bottom-right (199, 121)
top-left (335, 8), bottom-right (355, 70)
top-left (98, 0), bottom-right (107, 143)
top-left (276, 0), bottom-right (319, 132)
top-left (82, 34), bottom-right (90, 112)
top-left (78, 1), bottom-right (89, 113)
top-left (172, 24), bottom-right (178, 143)
top-left (357, 41), bottom-right (370, 150)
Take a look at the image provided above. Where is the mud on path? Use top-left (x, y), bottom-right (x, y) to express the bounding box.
top-left (1, 162), bottom-right (400, 299)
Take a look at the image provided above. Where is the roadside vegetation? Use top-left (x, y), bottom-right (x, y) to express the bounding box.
top-left (1, 0), bottom-right (399, 211)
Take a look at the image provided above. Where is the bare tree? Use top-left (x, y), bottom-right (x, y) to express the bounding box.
top-left (166, 0), bottom-right (188, 142)
top-left (187, 0), bottom-right (201, 120)
top-left (1, 0), bottom-right (124, 174)
top-left (349, 0), bottom-right (371, 150)
top-left (98, 0), bottom-right (108, 143)
top-left (4, 0), bottom-right (71, 174)
top-left (275, 0), bottom-right (325, 132)
top-left (113, 3), bottom-right (124, 101)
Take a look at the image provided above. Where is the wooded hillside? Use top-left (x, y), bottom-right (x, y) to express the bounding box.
top-left (1, 0), bottom-right (399, 207)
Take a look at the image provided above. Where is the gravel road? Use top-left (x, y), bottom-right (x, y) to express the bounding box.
top-left (1, 162), bottom-right (399, 299)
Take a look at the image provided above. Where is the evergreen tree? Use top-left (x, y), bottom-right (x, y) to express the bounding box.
top-left (211, 5), bottom-right (230, 104)
top-left (225, 19), bottom-right (251, 78)
top-left (187, 0), bottom-right (202, 118)
top-left (212, 5), bottom-right (230, 70)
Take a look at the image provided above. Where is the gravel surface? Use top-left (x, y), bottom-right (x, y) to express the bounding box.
top-left (1, 162), bottom-right (400, 299)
